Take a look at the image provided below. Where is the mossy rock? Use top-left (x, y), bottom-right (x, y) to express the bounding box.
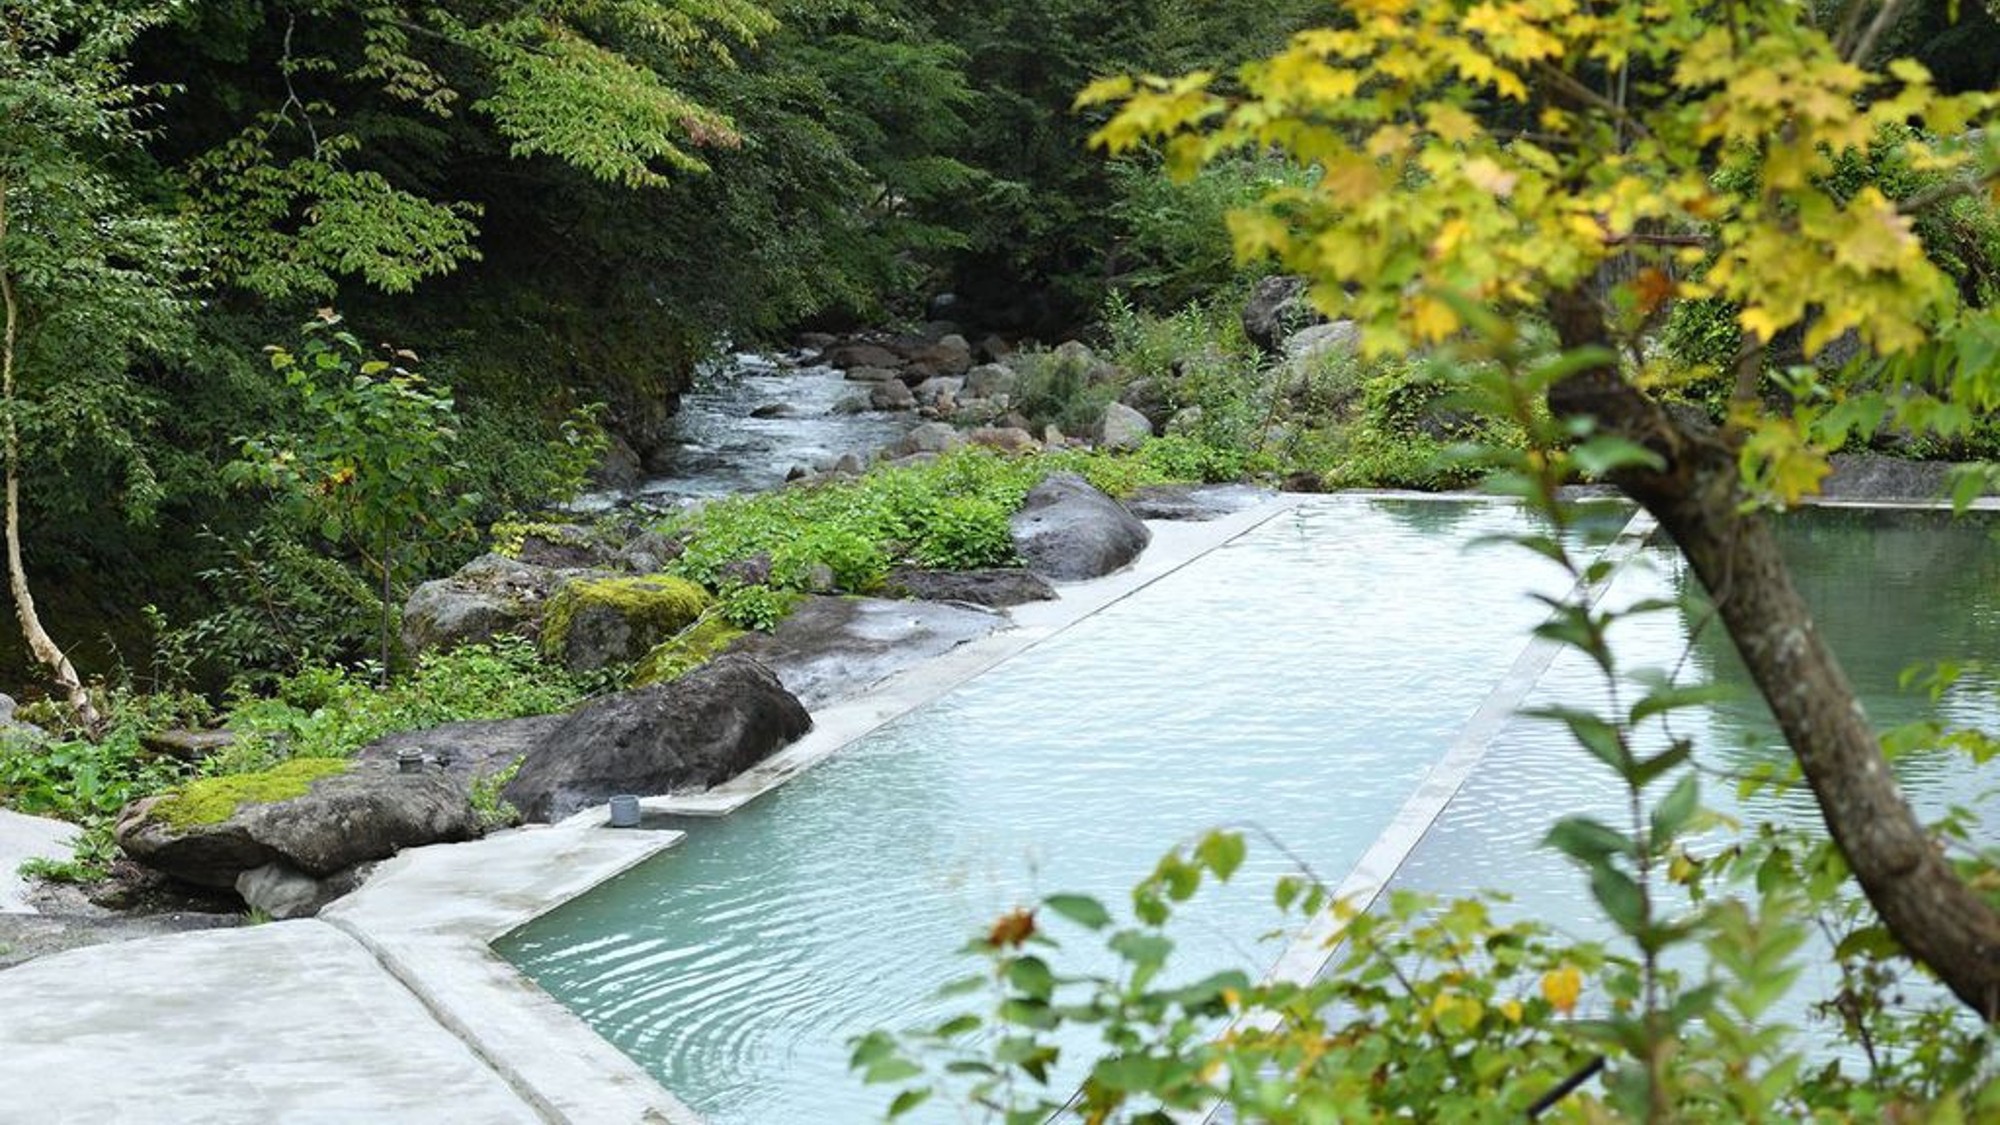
top-left (630, 614), bottom-right (745, 687)
top-left (542, 574), bottom-right (713, 673)
top-left (147, 758), bottom-right (352, 830)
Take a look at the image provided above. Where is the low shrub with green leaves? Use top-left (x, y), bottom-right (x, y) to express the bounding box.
top-left (220, 636), bottom-right (594, 769)
top-left (662, 447), bottom-right (1180, 603)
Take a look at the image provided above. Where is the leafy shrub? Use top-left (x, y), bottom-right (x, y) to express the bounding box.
top-left (222, 636), bottom-right (591, 763)
top-left (1012, 349), bottom-right (1117, 436)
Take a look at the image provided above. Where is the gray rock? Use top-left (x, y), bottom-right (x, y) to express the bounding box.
top-left (967, 426), bottom-right (1038, 454)
top-left (830, 452), bottom-right (869, 477)
top-left (1097, 401), bottom-right (1154, 451)
top-left (615, 529), bottom-right (684, 574)
top-left (235, 861), bottom-right (371, 920)
top-left (1283, 320), bottom-right (1360, 363)
top-left (502, 656), bottom-right (812, 822)
top-left (905, 337), bottom-right (973, 378)
top-left (895, 422), bottom-right (966, 457)
top-left (871, 379), bottom-right (917, 411)
top-left (1165, 405), bottom-right (1205, 436)
top-left (1125, 484), bottom-right (1278, 521)
top-left (1118, 377), bottom-right (1172, 430)
top-left (1053, 340), bottom-right (1095, 368)
top-left (140, 729), bottom-right (235, 764)
top-left (823, 342), bottom-right (904, 370)
top-left (1821, 453), bottom-right (1956, 501)
top-left (844, 364), bottom-right (902, 383)
top-left (541, 574), bottom-right (711, 674)
top-left (510, 524), bottom-right (619, 570)
top-left (913, 376), bottom-right (963, 406)
top-left (590, 432), bottom-right (644, 491)
top-left (884, 568), bottom-right (1057, 608)
top-left (1242, 274), bottom-right (1325, 354)
top-left (116, 762), bottom-right (478, 889)
top-left (974, 334), bottom-right (1014, 364)
top-left (1009, 472), bottom-right (1151, 580)
top-left (725, 597), bottom-right (1007, 710)
top-left (963, 363), bottom-right (1016, 400)
top-left (356, 715), bottom-right (567, 786)
top-left (401, 553), bottom-right (561, 658)
top-left (797, 331), bottom-right (838, 352)
top-left (750, 403), bottom-right (806, 419)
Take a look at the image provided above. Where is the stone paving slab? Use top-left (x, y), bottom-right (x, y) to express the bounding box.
top-left (0, 921), bottom-right (543, 1124)
top-left (0, 807), bottom-right (78, 914)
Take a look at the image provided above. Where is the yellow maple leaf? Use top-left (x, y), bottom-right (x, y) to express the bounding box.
top-left (1541, 966), bottom-right (1582, 1014)
top-left (1410, 293), bottom-right (1462, 340)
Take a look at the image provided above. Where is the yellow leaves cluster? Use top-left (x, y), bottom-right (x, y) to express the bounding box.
top-left (1081, 0), bottom-right (1996, 363)
top-left (1540, 966), bottom-right (1583, 1015)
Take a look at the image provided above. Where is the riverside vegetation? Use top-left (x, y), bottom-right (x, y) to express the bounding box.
top-left (5, 0), bottom-right (2000, 1119)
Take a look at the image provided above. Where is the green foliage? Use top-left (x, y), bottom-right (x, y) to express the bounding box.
top-left (470, 757), bottom-right (524, 833)
top-left (148, 757), bottom-right (349, 830)
top-left (715, 583), bottom-right (801, 632)
top-left (1010, 348), bottom-right (1118, 437)
top-left (1107, 156), bottom-right (1305, 310)
top-left (222, 636), bottom-right (591, 764)
top-left (631, 613), bottom-right (745, 685)
top-left (229, 313), bottom-right (482, 673)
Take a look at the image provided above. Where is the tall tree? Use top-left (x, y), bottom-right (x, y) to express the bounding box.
top-left (0, 0), bottom-right (193, 726)
top-left (1089, 0), bottom-right (2000, 1013)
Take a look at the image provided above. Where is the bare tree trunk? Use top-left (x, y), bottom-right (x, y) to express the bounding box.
top-left (0, 179), bottom-right (102, 734)
top-left (1545, 285), bottom-right (2000, 1018)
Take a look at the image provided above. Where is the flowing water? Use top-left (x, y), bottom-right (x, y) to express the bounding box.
top-left (582, 352), bottom-right (920, 509)
top-left (498, 498), bottom-right (1616, 1124)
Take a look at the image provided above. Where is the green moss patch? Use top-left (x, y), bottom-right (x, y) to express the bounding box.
top-left (150, 757), bottom-right (351, 830)
top-left (540, 574), bottom-right (712, 659)
top-left (630, 613), bottom-right (746, 687)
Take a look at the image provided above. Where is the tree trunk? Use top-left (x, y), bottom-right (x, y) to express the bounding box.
top-left (0, 179), bottom-right (102, 735)
top-left (1545, 285), bottom-right (2000, 1018)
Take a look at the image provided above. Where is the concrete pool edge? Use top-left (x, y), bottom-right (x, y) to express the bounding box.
top-left (322, 814), bottom-right (699, 1123)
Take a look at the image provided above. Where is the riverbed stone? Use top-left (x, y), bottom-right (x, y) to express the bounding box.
top-left (1009, 472), bottom-right (1150, 580)
top-left (502, 655), bottom-right (812, 822)
top-left (823, 341), bottom-right (903, 370)
top-left (967, 426), bottom-right (1039, 454)
top-left (894, 421), bottom-right (966, 457)
top-left (1097, 401), bottom-right (1154, 451)
top-left (116, 760), bottom-right (478, 889)
top-left (962, 363), bottom-right (1017, 400)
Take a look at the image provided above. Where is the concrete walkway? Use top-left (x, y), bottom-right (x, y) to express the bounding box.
top-left (0, 807), bottom-right (78, 914)
top-left (0, 811), bottom-right (695, 1124)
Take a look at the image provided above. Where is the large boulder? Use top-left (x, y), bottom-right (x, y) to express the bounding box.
top-left (502, 655), bottom-right (812, 822)
top-left (893, 421), bottom-right (966, 458)
top-left (1009, 472), bottom-right (1151, 580)
top-left (823, 341), bottom-right (904, 370)
top-left (884, 567), bottom-right (1057, 609)
top-left (1241, 274), bottom-right (1326, 354)
top-left (401, 554), bottom-right (563, 658)
top-left (540, 574), bottom-right (712, 673)
top-left (115, 759), bottom-right (477, 890)
top-left (356, 715), bottom-right (567, 786)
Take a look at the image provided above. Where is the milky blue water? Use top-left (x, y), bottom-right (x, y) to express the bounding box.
top-left (497, 497), bottom-right (1617, 1123)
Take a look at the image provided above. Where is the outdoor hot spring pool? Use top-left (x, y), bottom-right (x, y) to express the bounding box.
top-left (496, 496), bottom-right (2000, 1124)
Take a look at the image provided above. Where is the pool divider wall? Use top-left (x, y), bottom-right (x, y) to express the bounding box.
top-left (1236, 509), bottom-right (1661, 999)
